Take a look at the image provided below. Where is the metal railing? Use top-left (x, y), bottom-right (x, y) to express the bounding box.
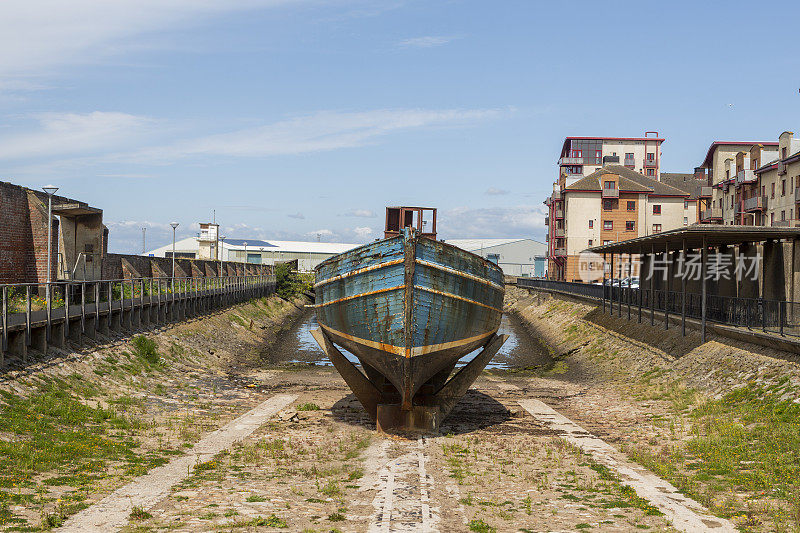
top-left (517, 278), bottom-right (800, 338)
top-left (1, 274), bottom-right (276, 363)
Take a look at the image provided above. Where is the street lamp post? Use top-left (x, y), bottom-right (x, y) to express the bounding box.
top-left (42, 186), bottom-right (59, 285)
top-left (243, 242), bottom-right (248, 264)
top-left (170, 222), bottom-right (179, 278)
top-left (219, 236), bottom-right (226, 273)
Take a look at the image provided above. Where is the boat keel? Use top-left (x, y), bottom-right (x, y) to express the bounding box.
top-left (311, 328), bottom-right (508, 433)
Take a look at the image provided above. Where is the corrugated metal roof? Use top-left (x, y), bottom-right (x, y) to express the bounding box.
top-left (445, 238), bottom-right (545, 251)
top-left (228, 240), bottom-right (359, 254)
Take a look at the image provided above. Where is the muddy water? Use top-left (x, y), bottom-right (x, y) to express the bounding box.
top-left (273, 311), bottom-right (550, 370)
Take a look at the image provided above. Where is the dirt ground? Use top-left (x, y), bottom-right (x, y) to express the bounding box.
top-left (3, 285), bottom-right (797, 531)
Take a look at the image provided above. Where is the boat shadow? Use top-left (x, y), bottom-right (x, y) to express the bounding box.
top-left (330, 389), bottom-right (512, 436)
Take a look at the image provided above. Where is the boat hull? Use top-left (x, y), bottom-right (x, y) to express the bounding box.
top-left (314, 231), bottom-right (504, 415)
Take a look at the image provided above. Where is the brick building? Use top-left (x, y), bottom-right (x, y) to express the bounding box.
top-left (0, 181), bottom-right (106, 284)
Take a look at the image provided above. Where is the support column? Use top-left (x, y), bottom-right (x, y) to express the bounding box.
top-left (701, 236), bottom-right (707, 343)
top-left (650, 244), bottom-right (655, 326)
top-left (681, 238), bottom-right (686, 337)
top-left (664, 242), bottom-right (670, 330)
top-left (602, 253), bottom-right (606, 313)
top-left (638, 246), bottom-right (643, 323)
top-left (610, 253), bottom-right (614, 315)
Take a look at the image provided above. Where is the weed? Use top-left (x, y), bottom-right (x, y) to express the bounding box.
top-left (297, 403), bottom-right (320, 411)
top-left (327, 512), bottom-right (345, 522)
top-left (129, 506), bottom-right (152, 521)
top-left (131, 335), bottom-right (159, 365)
top-left (246, 494), bottom-right (266, 502)
top-left (468, 518), bottom-right (496, 532)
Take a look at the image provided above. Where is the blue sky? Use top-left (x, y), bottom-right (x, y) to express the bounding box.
top-left (1, 0), bottom-right (799, 253)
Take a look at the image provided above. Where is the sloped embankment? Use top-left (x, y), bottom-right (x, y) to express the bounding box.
top-left (0, 294), bottom-right (307, 530)
top-left (506, 285), bottom-right (800, 531)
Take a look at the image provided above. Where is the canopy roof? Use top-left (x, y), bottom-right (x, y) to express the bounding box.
top-left (587, 226), bottom-right (800, 254)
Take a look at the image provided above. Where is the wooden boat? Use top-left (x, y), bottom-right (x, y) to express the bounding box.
top-left (311, 207), bottom-right (506, 431)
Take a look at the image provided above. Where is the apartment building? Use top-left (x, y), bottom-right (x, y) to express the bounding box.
top-left (545, 165), bottom-right (691, 282)
top-left (753, 131), bottom-right (800, 226)
top-left (557, 133), bottom-right (665, 187)
top-left (695, 141), bottom-right (778, 225)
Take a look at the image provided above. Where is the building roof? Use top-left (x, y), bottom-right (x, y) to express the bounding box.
top-left (145, 237), bottom-right (359, 256)
top-left (445, 238), bottom-right (546, 252)
top-left (699, 141), bottom-right (779, 168)
top-left (560, 135), bottom-right (664, 157)
top-left (588, 225), bottom-right (800, 254)
top-left (659, 172), bottom-right (706, 199)
top-left (565, 165), bottom-right (690, 197)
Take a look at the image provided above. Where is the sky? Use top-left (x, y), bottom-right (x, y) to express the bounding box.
top-left (2, 0), bottom-right (800, 253)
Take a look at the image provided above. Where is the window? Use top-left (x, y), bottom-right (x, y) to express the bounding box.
top-left (771, 183), bottom-right (775, 198)
top-left (588, 219), bottom-right (593, 228)
top-left (604, 180), bottom-right (616, 189)
top-left (627, 201), bottom-right (635, 211)
top-left (588, 239), bottom-right (593, 247)
top-left (684, 216), bottom-right (688, 225)
top-left (762, 185), bottom-right (766, 197)
top-left (783, 147), bottom-right (787, 159)
top-left (603, 240), bottom-right (611, 245)
top-left (653, 205), bottom-right (661, 215)
top-left (652, 224), bottom-right (662, 233)
top-left (646, 152), bottom-right (655, 161)
top-left (564, 165), bottom-right (582, 175)
top-left (625, 221), bottom-right (635, 231)
top-left (603, 199), bottom-right (613, 210)
top-left (782, 210), bottom-right (786, 221)
top-left (646, 168), bottom-right (655, 176)
top-left (771, 212), bottom-right (775, 225)
top-left (571, 149), bottom-right (582, 158)
top-left (603, 220), bottom-right (613, 230)
top-left (726, 170), bottom-right (730, 179)
top-left (753, 158), bottom-right (759, 169)
top-left (782, 179), bottom-right (786, 196)
top-left (595, 150), bottom-right (602, 161)
top-left (684, 200), bottom-right (689, 209)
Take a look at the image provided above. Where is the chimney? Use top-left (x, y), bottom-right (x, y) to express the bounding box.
top-left (694, 166), bottom-right (710, 185)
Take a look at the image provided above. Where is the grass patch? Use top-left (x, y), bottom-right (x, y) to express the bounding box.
top-left (297, 402), bottom-right (320, 411)
top-left (246, 494), bottom-right (266, 502)
top-left (131, 335), bottom-right (159, 365)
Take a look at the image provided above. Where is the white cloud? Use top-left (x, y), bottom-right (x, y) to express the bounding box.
top-left (397, 35), bottom-right (455, 49)
top-left (342, 208), bottom-right (376, 217)
top-left (485, 187), bottom-right (509, 196)
top-left (0, 1), bottom-right (296, 85)
top-left (352, 226), bottom-right (373, 239)
top-left (136, 108), bottom-right (502, 161)
top-left (439, 205), bottom-right (548, 240)
top-left (307, 229), bottom-right (334, 237)
top-left (0, 112), bottom-right (155, 160)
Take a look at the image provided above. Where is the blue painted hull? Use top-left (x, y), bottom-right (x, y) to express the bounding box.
top-left (315, 231), bottom-right (504, 409)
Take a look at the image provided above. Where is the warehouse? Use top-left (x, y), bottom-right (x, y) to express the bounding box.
top-left (444, 238), bottom-right (547, 277)
top-left (145, 237), bottom-right (359, 272)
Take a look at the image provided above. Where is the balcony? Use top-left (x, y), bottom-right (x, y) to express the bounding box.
top-left (554, 228), bottom-right (565, 238)
top-left (624, 158), bottom-right (635, 168)
top-left (743, 195), bottom-right (766, 212)
top-left (700, 207), bottom-right (723, 222)
top-left (553, 248), bottom-right (567, 257)
top-left (779, 161), bottom-right (788, 175)
top-left (552, 187), bottom-right (561, 200)
top-left (559, 156), bottom-right (583, 165)
top-left (544, 216), bottom-right (549, 226)
top-left (795, 187), bottom-right (800, 202)
top-left (601, 188), bottom-right (619, 198)
top-left (554, 208), bottom-right (564, 219)
top-left (736, 169), bottom-right (756, 185)
top-left (644, 159), bottom-right (657, 168)
top-left (699, 186), bottom-right (713, 198)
